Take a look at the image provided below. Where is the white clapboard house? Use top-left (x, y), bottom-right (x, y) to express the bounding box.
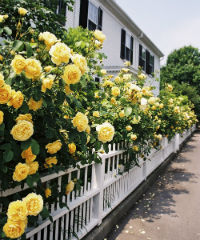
top-left (51, 0), bottom-right (164, 95)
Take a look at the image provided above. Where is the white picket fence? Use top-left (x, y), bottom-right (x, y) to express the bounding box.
top-left (0, 125), bottom-right (196, 240)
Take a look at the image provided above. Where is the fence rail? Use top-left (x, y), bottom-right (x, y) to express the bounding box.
top-left (0, 125), bottom-right (196, 240)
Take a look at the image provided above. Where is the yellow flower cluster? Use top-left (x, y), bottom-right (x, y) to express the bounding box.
top-left (28, 97), bottom-right (43, 111)
top-left (93, 30), bottom-right (106, 43)
top-left (3, 193), bottom-right (43, 239)
top-left (96, 122), bottom-right (115, 143)
top-left (0, 110), bottom-right (4, 125)
top-left (0, 14), bottom-right (8, 23)
top-left (62, 64), bottom-right (82, 85)
top-left (44, 156), bottom-right (58, 168)
top-left (72, 112), bottom-right (89, 132)
top-left (65, 180), bottom-right (75, 195)
top-left (11, 120), bottom-right (34, 141)
top-left (45, 140), bottom-right (62, 154)
top-left (39, 32), bottom-right (58, 50)
top-left (11, 55), bottom-right (42, 80)
top-left (41, 75), bottom-right (55, 93)
top-left (68, 142), bottom-right (76, 154)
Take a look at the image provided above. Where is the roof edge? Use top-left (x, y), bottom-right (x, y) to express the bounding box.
top-left (99, 0), bottom-right (164, 58)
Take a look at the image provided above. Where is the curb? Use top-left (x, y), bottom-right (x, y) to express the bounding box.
top-left (82, 132), bottom-right (195, 240)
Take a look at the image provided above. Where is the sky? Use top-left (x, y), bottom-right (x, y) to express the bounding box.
top-left (115, 0), bottom-right (200, 65)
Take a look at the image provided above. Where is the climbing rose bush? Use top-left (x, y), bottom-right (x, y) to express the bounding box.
top-left (0, 6), bottom-right (197, 239)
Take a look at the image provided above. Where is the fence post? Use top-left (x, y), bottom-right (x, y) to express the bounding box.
top-left (92, 155), bottom-right (105, 225)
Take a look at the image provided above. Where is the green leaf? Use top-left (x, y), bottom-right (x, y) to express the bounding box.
top-left (0, 143), bottom-right (11, 151)
top-left (124, 107), bottom-right (132, 117)
top-left (3, 150), bottom-right (14, 163)
top-left (25, 42), bottom-right (33, 57)
top-left (4, 26), bottom-right (12, 35)
top-left (30, 139), bottom-right (40, 155)
top-left (21, 140), bottom-right (31, 151)
top-left (26, 176), bottom-right (34, 188)
top-left (40, 206), bottom-right (50, 220)
top-left (2, 166), bottom-right (8, 173)
top-left (0, 123), bottom-right (5, 136)
top-left (13, 40), bottom-right (24, 51)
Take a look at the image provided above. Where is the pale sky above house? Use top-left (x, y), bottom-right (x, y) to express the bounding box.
top-left (115, 0), bottom-right (200, 65)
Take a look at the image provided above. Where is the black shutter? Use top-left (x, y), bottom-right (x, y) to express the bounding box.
top-left (139, 44), bottom-right (143, 68)
top-left (146, 50), bottom-right (150, 74)
top-left (151, 55), bottom-right (154, 74)
top-left (79, 0), bottom-right (89, 28)
top-left (98, 7), bottom-right (103, 30)
top-left (120, 29), bottom-right (126, 59)
top-left (130, 36), bottom-right (134, 64)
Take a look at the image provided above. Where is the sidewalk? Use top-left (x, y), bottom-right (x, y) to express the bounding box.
top-left (106, 130), bottom-right (200, 240)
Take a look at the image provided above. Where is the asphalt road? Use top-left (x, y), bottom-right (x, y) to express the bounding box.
top-left (106, 130), bottom-right (200, 240)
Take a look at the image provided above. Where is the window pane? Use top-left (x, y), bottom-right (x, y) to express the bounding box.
top-left (125, 33), bottom-right (131, 48)
top-left (88, 2), bottom-right (98, 25)
top-left (88, 20), bottom-right (97, 30)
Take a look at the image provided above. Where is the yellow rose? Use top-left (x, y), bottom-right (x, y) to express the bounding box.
top-left (23, 193), bottom-right (43, 216)
top-left (7, 200), bottom-right (28, 222)
top-left (138, 73), bottom-right (146, 80)
top-left (21, 147), bottom-right (36, 164)
top-left (126, 125), bottom-right (132, 131)
top-left (86, 125), bottom-right (91, 134)
top-left (72, 54), bottom-right (88, 74)
top-left (0, 110), bottom-right (4, 124)
top-left (3, 14), bottom-right (8, 19)
top-left (94, 91), bottom-right (100, 98)
top-left (102, 80), bottom-right (114, 87)
top-left (45, 140), bottom-right (62, 154)
top-left (24, 58), bottom-right (42, 80)
top-left (132, 116), bottom-right (141, 124)
top-left (155, 134), bottom-right (162, 140)
top-left (93, 30), bottom-right (106, 43)
top-left (159, 103), bottom-right (164, 109)
top-left (93, 111), bottom-right (100, 117)
top-left (121, 68), bottom-right (129, 73)
top-left (133, 145), bottom-right (139, 152)
top-left (41, 75), bottom-right (54, 93)
top-left (11, 120), bottom-right (34, 141)
top-left (111, 86), bottom-right (120, 97)
top-left (68, 143), bottom-right (76, 154)
top-left (18, 7), bottom-right (28, 16)
top-left (0, 15), bottom-right (4, 23)
top-left (0, 84), bottom-right (11, 104)
top-left (3, 220), bottom-right (26, 239)
top-left (123, 74), bottom-right (132, 81)
top-left (66, 181), bottom-right (75, 195)
top-left (16, 113), bottom-right (33, 123)
top-left (38, 32), bottom-right (57, 50)
top-left (96, 122), bottom-right (115, 143)
top-left (62, 64), bottom-right (81, 85)
top-left (166, 84), bottom-right (173, 92)
top-left (45, 188), bottom-right (52, 198)
top-left (28, 97), bottom-right (43, 111)
top-left (111, 97), bottom-right (117, 105)
top-left (72, 112), bottom-right (89, 132)
top-left (13, 163), bottom-right (30, 182)
top-left (148, 97), bottom-right (156, 105)
top-left (44, 156), bottom-right (58, 168)
top-left (119, 110), bottom-right (125, 118)
top-left (44, 66), bottom-right (53, 72)
top-left (11, 55), bottom-right (26, 75)
top-left (114, 76), bottom-right (123, 84)
top-left (100, 69), bottom-right (107, 75)
top-left (65, 84), bottom-right (73, 95)
top-left (8, 90), bottom-right (24, 109)
top-left (131, 134), bottom-right (137, 141)
top-left (0, 72), bottom-right (5, 87)
top-left (49, 42), bottom-right (71, 65)
top-left (28, 161), bottom-right (39, 175)
top-left (123, 61), bottom-right (130, 67)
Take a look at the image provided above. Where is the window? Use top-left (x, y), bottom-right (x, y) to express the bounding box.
top-left (139, 45), bottom-right (154, 75)
top-left (44, 0), bottom-right (66, 25)
top-left (120, 29), bottom-right (134, 64)
top-left (139, 44), bottom-right (146, 71)
top-left (79, 0), bottom-right (103, 30)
